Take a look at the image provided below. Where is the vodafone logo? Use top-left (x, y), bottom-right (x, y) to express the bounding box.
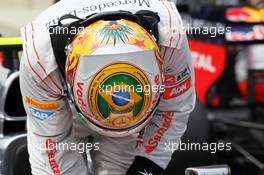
top-left (192, 51), bottom-right (216, 73)
top-left (76, 82), bottom-right (87, 113)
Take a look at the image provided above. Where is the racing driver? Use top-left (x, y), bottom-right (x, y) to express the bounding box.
top-left (19, 0), bottom-right (196, 174)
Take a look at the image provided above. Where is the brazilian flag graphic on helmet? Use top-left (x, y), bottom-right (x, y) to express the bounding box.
top-left (65, 19), bottom-right (163, 137)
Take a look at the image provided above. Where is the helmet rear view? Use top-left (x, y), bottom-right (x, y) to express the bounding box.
top-left (65, 19), bottom-right (164, 137)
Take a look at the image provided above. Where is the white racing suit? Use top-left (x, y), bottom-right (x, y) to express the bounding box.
top-left (19, 0), bottom-right (196, 174)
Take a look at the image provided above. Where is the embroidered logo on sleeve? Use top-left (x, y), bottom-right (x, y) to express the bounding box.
top-left (163, 66), bottom-right (192, 99)
top-left (163, 78), bottom-right (191, 99)
top-left (164, 66), bottom-right (191, 86)
top-left (25, 96), bottom-right (60, 121)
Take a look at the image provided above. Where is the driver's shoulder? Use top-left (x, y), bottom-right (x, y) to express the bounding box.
top-left (20, 22), bottom-right (58, 84)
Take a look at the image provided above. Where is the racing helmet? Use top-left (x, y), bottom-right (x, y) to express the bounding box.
top-left (65, 18), bottom-right (163, 137)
